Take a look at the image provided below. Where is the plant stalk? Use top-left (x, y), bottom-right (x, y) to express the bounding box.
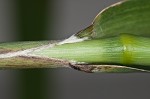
top-left (0, 34), bottom-right (149, 72)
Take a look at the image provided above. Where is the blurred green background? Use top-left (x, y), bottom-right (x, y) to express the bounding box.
top-left (0, 0), bottom-right (150, 99)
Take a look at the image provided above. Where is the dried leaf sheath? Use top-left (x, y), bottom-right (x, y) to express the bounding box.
top-left (0, 41), bottom-right (70, 68)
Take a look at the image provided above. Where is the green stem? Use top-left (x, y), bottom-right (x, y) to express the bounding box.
top-left (0, 34), bottom-right (149, 72)
top-left (33, 34), bottom-right (150, 70)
